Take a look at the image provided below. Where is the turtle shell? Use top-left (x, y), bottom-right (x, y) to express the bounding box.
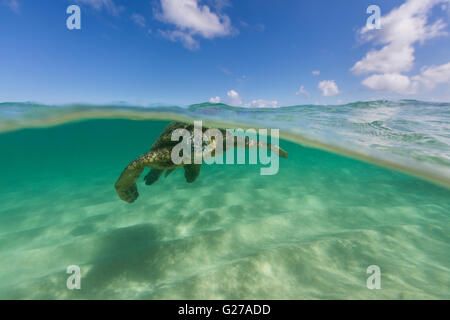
top-left (150, 121), bottom-right (193, 151)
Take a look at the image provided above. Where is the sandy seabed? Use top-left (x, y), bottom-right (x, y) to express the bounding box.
top-left (0, 120), bottom-right (448, 299)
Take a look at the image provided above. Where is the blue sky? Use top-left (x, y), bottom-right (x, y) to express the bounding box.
top-left (0, 0), bottom-right (449, 106)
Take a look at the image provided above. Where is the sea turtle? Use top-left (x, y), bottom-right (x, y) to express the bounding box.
top-left (114, 121), bottom-right (288, 203)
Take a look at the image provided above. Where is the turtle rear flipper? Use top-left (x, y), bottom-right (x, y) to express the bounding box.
top-left (224, 135), bottom-right (288, 159)
top-left (144, 169), bottom-right (164, 185)
top-left (184, 164), bottom-right (201, 183)
top-left (165, 169), bottom-right (175, 177)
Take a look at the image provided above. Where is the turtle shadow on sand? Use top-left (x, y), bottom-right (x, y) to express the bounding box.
top-left (79, 223), bottom-right (164, 298)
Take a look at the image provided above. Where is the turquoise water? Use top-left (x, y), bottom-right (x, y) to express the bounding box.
top-left (0, 101), bottom-right (449, 299)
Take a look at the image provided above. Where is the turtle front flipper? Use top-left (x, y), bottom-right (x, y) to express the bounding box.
top-left (184, 164), bottom-right (201, 183)
top-left (115, 153), bottom-right (152, 203)
top-left (144, 169), bottom-right (164, 185)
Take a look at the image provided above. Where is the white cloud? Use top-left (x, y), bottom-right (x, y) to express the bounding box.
top-left (159, 29), bottom-right (199, 50)
top-left (217, 66), bottom-right (232, 75)
top-left (2, 0), bottom-right (19, 13)
top-left (75, 0), bottom-right (122, 15)
top-left (361, 73), bottom-right (418, 94)
top-left (216, 90), bottom-right (280, 108)
top-left (312, 70), bottom-right (320, 76)
top-left (444, 1), bottom-right (450, 15)
top-left (352, 0), bottom-right (450, 95)
top-left (226, 90), bottom-right (242, 106)
top-left (237, 75), bottom-right (247, 82)
top-left (412, 62), bottom-right (450, 88)
top-left (205, 0), bottom-right (231, 12)
top-left (239, 20), bottom-right (265, 32)
top-left (209, 96), bottom-right (221, 103)
top-left (131, 13), bottom-right (146, 27)
top-left (244, 99), bottom-right (279, 108)
top-left (296, 85), bottom-right (310, 98)
top-left (318, 80), bottom-right (340, 96)
top-left (353, 45), bottom-right (416, 75)
top-left (352, 0), bottom-right (448, 75)
top-left (156, 0), bottom-right (232, 49)
top-left (361, 62), bottom-right (450, 94)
